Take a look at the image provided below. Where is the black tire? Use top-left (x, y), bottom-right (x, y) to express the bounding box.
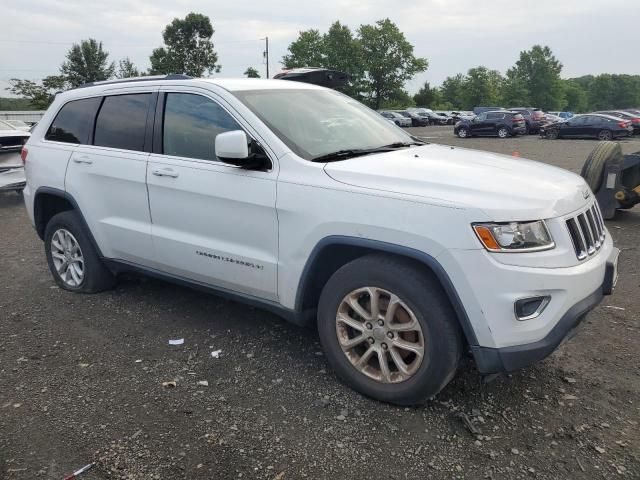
top-left (545, 128), bottom-right (559, 140)
top-left (580, 141), bottom-right (623, 192)
top-left (497, 126), bottom-right (510, 139)
top-left (317, 254), bottom-right (462, 405)
top-left (44, 210), bottom-right (116, 293)
top-left (597, 129), bottom-right (613, 141)
top-left (457, 127), bottom-right (469, 138)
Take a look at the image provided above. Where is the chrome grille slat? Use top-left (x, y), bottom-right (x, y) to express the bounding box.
top-left (566, 201), bottom-right (606, 260)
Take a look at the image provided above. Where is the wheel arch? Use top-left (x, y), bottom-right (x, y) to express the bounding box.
top-left (294, 236), bottom-right (479, 346)
top-left (34, 187), bottom-right (104, 257)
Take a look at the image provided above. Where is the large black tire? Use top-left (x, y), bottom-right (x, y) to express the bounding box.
top-left (44, 210), bottom-right (116, 293)
top-left (580, 141), bottom-right (623, 192)
top-left (317, 254), bottom-right (462, 405)
top-left (545, 128), bottom-right (559, 140)
top-left (597, 129), bottom-right (613, 141)
top-left (457, 127), bottom-right (470, 138)
top-left (497, 126), bottom-right (510, 139)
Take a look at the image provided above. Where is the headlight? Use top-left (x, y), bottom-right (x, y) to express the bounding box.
top-left (473, 220), bottom-right (554, 252)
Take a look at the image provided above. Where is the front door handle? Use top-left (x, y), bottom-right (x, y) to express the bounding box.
top-left (73, 156), bottom-right (93, 165)
top-left (152, 168), bottom-right (179, 178)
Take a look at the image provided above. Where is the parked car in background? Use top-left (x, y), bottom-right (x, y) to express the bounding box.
top-left (0, 120), bottom-right (31, 152)
top-left (379, 111), bottom-right (412, 127)
top-left (541, 114), bottom-right (633, 140)
top-left (473, 106), bottom-right (504, 115)
top-left (508, 108), bottom-right (546, 134)
top-left (455, 110), bottom-right (526, 138)
top-left (3, 119), bottom-right (31, 132)
top-left (434, 111), bottom-right (456, 125)
top-left (547, 111), bottom-right (574, 120)
top-left (595, 111), bottom-right (640, 134)
top-left (396, 110), bottom-right (429, 127)
top-left (542, 113), bottom-right (565, 125)
top-left (406, 108), bottom-right (449, 125)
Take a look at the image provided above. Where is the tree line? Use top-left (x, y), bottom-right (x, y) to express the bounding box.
top-left (4, 14), bottom-right (639, 113)
top-left (413, 46), bottom-right (640, 112)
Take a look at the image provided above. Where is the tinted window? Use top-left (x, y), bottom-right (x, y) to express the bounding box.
top-left (46, 97), bottom-right (101, 144)
top-left (94, 94), bottom-right (151, 151)
top-left (476, 113), bottom-right (487, 121)
top-left (163, 93), bottom-right (241, 161)
top-left (487, 113), bottom-right (503, 120)
top-left (571, 116), bottom-right (587, 125)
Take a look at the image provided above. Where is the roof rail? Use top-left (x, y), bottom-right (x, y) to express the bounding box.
top-left (76, 74), bottom-right (192, 89)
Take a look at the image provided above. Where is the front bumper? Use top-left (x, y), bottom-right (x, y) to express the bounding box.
top-left (471, 248), bottom-right (619, 373)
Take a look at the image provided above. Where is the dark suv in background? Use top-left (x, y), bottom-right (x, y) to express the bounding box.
top-left (509, 107), bottom-right (545, 134)
top-left (454, 111), bottom-right (526, 138)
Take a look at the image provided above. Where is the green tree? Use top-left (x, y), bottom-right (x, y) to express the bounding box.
top-left (282, 29), bottom-right (325, 68)
top-left (439, 74), bottom-right (465, 108)
top-left (322, 21), bottom-right (363, 98)
top-left (413, 80), bottom-right (437, 107)
top-left (461, 66), bottom-right (503, 109)
top-left (358, 19), bottom-right (427, 109)
top-left (149, 13), bottom-right (220, 76)
top-left (507, 45), bottom-right (564, 110)
top-left (7, 76), bottom-right (68, 109)
top-left (117, 58), bottom-right (140, 79)
top-left (562, 80), bottom-right (588, 112)
top-left (243, 67), bottom-right (261, 78)
top-left (501, 70), bottom-right (530, 107)
top-left (380, 89), bottom-right (415, 109)
top-left (61, 39), bottom-right (115, 87)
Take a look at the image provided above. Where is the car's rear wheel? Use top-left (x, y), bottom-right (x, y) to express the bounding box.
top-left (44, 211), bottom-right (116, 293)
top-left (457, 127), bottom-right (469, 138)
top-left (317, 254), bottom-right (462, 405)
top-left (497, 127), bottom-right (510, 138)
top-left (597, 129), bottom-right (613, 141)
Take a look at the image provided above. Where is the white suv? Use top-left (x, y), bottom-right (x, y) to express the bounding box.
top-left (22, 75), bottom-right (619, 404)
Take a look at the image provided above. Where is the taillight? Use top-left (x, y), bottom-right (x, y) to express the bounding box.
top-left (618, 121), bottom-right (630, 128)
top-left (632, 118), bottom-right (640, 124)
top-left (21, 147), bottom-right (28, 164)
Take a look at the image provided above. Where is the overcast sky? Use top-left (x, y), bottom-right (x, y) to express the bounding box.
top-left (1, 0), bottom-right (639, 96)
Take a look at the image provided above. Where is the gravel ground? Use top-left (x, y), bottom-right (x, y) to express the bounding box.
top-left (1, 130), bottom-right (639, 479)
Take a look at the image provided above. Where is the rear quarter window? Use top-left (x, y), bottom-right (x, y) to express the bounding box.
top-left (45, 97), bottom-right (102, 144)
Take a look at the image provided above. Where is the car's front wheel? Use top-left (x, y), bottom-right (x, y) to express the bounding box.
top-left (317, 254), bottom-right (462, 405)
top-left (457, 127), bottom-right (469, 138)
top-left (44, 211), bottom-right (116, 293)
top-left (545, 128), bottom-right (559, 140)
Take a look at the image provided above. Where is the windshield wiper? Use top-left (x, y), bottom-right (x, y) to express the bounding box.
top-left (312, 141), bottom-right (425, 163)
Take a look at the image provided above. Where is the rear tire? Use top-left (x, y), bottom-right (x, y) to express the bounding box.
top-left (597, 129), bottom-right (613, 141)
top-left (44, 211), bottom-right (116, 293)
top-left (497, 127), bottom-right (510, 138)
top-left (317, 254), bottom-right (462, 405)
top-left (580, 141), bottom-right (623, 192)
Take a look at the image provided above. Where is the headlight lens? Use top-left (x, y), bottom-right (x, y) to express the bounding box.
top-left (473, 221), bottom-right (554, 252)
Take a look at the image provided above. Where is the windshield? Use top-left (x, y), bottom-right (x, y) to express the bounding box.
top-left (232, 89), bottom-right (412, 160)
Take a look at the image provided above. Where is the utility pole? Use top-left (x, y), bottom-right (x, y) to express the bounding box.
top-left (262, 36), bottom-right (269, 79)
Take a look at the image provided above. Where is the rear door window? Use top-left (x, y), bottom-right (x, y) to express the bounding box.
top-left (45, 97), bottom-right (101, 144)
top-left (94, 94), bottom-right (151, 151)
top-left (486, 113), bottom-right (503, 120)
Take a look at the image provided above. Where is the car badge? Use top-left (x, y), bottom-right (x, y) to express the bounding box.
top-left (582, 189), bottom-right (590, 199)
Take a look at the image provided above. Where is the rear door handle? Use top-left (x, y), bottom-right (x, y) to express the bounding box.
top-left (152, 168), bottom-right (179, 178)
top-left (73, 156), bottom-right (93, 165)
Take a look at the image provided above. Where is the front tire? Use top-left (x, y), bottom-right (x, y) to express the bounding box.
top-left (44, 211), bottom-right (116, 293)
top-left (317, 254), bottom-right (462, 405)
top-left (545, 128), bottom-right (559, 140)
top-left (457, 127), bottom-right (469, 138)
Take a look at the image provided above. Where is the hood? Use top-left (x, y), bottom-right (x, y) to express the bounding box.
top-left (323, 143), bottom-right (590, 220)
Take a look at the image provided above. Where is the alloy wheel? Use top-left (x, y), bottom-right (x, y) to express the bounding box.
top-left (335, 287), bottom-right (425, 384)
top-left (598, 130), bottom-right (612, 141)
top-left (50, 228), bottom-right (85, 287)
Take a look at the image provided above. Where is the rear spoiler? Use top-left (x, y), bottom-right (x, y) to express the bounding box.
top-left (274, 68), bottom-right (349, 89)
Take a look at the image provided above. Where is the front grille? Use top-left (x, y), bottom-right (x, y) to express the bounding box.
top-left (566, 202), bottom-right (606, 260)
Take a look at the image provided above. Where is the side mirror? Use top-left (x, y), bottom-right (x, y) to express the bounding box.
top-left (215, 130), bottom-right (249, 165)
